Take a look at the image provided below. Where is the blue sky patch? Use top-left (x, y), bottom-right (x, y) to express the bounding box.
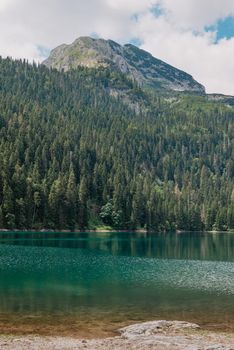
top-left (150, 5), bottom-right (164, 18)
top-left (38, 45), bottom-right (51, 58)
top-left (129, 38), bottom-right (143, 47)
top-left (216, 16), bottom-right (234, 40)
top-left (206, 16), bottom-right (234, 42)
top-left (90, 32), bottom-right (100, 39)
top-left (131, 13), bottom-right (139, 23)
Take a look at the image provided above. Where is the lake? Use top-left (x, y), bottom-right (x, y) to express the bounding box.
top-left (0, 231), bottom-right (233, 337)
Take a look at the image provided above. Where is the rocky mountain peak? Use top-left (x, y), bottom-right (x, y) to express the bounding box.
top-left (43, 36), bottom-right (205, 93)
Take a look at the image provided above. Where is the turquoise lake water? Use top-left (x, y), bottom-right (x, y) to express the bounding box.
top-left (0, 231), bottom-right (233, 336)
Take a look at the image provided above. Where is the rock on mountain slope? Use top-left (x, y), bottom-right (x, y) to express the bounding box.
top-left (43, 36), bottom-right (205, 93)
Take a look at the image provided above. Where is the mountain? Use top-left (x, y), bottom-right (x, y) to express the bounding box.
top-left (43, 36), bottom-right (205, 93)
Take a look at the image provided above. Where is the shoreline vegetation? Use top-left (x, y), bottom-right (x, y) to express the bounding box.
top-left (0, 228), bottom-right (234, 233)
top-left (0, 320), bottom-right (234, 350)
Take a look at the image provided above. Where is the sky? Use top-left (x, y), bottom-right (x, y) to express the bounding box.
top-left (1, 0), bottom-right (234, 95)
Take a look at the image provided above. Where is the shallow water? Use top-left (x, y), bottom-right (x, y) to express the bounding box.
top-left (0, 231), bottom-right (233, 337)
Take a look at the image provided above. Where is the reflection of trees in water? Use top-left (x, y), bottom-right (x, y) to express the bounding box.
top-left (0, 232), bottom-right (234, 331)
top-left (0, 231), bottom-right (233, 260)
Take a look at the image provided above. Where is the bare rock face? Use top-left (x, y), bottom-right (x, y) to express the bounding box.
top-left (119, 320), bottom-right (200, 339)
top-left (43, 36), bottom-right (205, 93)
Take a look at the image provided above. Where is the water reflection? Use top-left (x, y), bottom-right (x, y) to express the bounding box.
top-left (0, 231), bottom-right (233, 261)
top-left (0, 231), bottom-right (234, 335)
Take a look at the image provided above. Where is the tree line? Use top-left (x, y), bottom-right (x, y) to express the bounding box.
top-left (0, 56), bottom-right (234, 231)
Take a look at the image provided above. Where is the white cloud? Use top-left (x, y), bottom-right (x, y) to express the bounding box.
top-left (135, 12), bottom-right (234, 94)
top-left (106, 0), bottom-right (152, 13)
top-left (0, 0), bottom-right (234, 94)
top-left (157, 0), bottom-right (234, 30)
top-left (0, 0), bottom-right (146, 60)
top-left (0, 0), bottom-right (14, 12)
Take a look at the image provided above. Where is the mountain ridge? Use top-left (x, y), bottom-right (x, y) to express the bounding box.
top-left (43, 36), bottom-right (205, 93)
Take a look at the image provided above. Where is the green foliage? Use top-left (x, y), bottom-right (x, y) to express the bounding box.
top-left (0, 56), bottom-right (233, 231)
top-left (100, 200), bottom-right (122, 229)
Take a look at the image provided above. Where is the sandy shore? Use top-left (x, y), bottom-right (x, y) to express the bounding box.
top-left (1, 320), bottom-right (234, 350)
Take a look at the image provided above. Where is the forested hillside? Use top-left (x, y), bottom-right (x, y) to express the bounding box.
top-left (0, 57), bottom-right (234, 231)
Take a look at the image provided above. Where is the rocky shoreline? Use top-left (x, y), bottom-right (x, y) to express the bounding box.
top-left (1, 320), bottom-right (233, 350)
